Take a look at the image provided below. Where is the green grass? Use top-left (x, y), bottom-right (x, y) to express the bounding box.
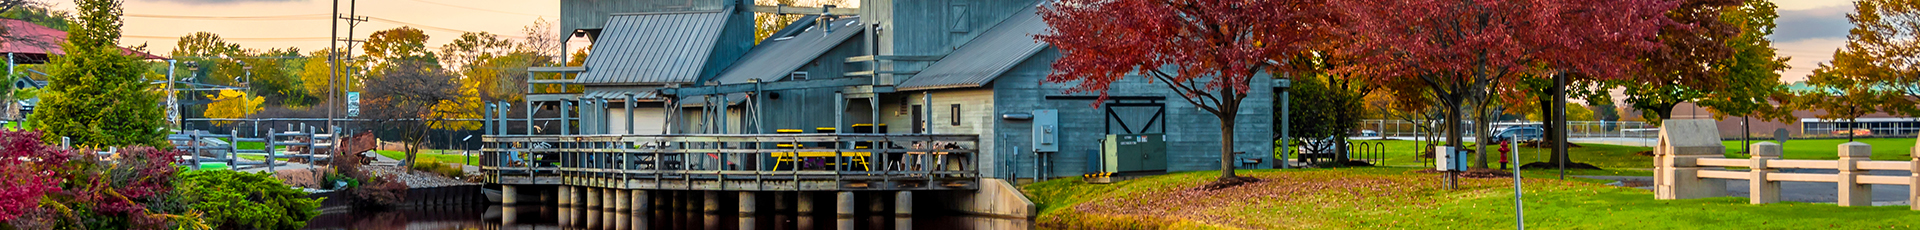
top-left (1025, 168), bottom-right (1920, 229)
top-left (1354, 138), bottom-right (1920, 177)
top-left (375, 150), bottom-right (483, 166)
top-left (1356, 140), bottom-right (1656, 175)
top-left (1721, 138), bottom-right (1916, 161)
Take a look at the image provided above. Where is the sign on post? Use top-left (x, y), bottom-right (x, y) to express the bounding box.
top-left (346, 92), bottom-right (361, 117)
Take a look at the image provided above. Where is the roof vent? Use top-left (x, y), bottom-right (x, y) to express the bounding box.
top-left (790, 71), bottom-right (810, 81)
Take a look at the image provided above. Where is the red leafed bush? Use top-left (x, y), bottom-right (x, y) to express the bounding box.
top-left (0, 131), bottom-right (74, 222)
top-left (350, 173), bottom-right (409, 208)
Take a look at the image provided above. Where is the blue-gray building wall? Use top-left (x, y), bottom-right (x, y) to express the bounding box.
top-left (989, 48), bottom-right (1275, 179)
top-left (863, 0), bottom-right (1038, 71)
top-left (696, 8), bottom-right (760, 84)
top-left (753, 33), bottom-right (871, 133)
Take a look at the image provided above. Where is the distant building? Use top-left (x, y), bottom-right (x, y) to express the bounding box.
top-left (522, 0), bottom-right (1276, 179)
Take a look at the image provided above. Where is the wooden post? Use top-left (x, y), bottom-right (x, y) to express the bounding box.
top-left (1748, 142), bottom-right (1781, 204)
top-left (1838, 142), bottom-right (1872, 207)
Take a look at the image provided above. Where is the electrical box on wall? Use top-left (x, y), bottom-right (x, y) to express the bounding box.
top-left (1032, 109), bottom-right (1059, 153)
top-left (1103, 134), bottom-right (1167, 173)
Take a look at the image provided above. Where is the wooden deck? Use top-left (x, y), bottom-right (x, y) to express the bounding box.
top-left (480, 134), bottom-right (981, 191)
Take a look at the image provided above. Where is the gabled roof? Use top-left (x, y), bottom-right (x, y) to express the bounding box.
top-left (0, 19), bottom-right (167, 61)
top-left (895, 4), bottom-right (1049, 91)
top-left (574, 10), bottom-right (734, 85)
top-left (712, 17), bottom-right (862, 84)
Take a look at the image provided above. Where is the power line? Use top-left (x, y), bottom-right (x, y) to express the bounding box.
top-left (125, 14), bottom-right (329, 20)
top-left (124, 35), bottom-right (333, 41)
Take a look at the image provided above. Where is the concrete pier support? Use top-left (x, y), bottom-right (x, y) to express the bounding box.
top-left (501, 205), bottom-right (520, 225)
top-left (615, 189), bottom-right (631, 211)
top-left (558, 186), bottom-right (574, 206)
top-left (586, 187), bottom-right (602, 209)
top-left (837, 192), bottom-right (855, 230)
top-left (705, 191), bottom-right (721, 229)
top-left (895, 191), bottom-right (913, 230)
top-left (500, 185), bottom-right (519, 205)
top-left (604, 188), bottom-right (617, 210)
top-left (867, 192), bottom-right (887, 228)
top-left (739, 192), bottom-right (757, 230)
top-left (558, 206), bottom-right (574, 227)
top-left (633, 190), bottom-right (650, 212)
top-left (674, 191), bottom-right (689, 228)
top-left (797, 192), bottom-right (816, 230)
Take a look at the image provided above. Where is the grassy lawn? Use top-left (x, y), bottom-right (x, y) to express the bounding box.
top-left (1721, 138), bottom-right (1916, 161)
top-left (375, 150), bottom-right (483, 166)
top-left (1025, 168), bottom-right (1920, 229)
top-left (1356, 140), bottom-right (1656, 175)
top-left (1351, 138), bottom-right (1920, 177)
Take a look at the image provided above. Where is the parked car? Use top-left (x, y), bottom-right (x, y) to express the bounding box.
top-left (1488, 126), bottom-right (1543, 143)
top-left (1359, 130), bottom-right (1379, 137)
top-left (1831, 129), bottom-right (1872, 136)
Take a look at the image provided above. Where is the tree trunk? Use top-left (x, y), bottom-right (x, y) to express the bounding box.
top-left (1444, 93), bottom-right (1464, 163)
top-left (1219, 112), bottom-right (1238, 179)
top-left (1543, 95), bottom-right (1562, 164)
top-left (1473, 101), bottom-right (1491, 169)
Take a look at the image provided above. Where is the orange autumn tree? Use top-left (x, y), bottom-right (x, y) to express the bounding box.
top-left (1340, 0), bottom-right (1680, 169)
top-left (1038, 0), bottom-right (1339, 183)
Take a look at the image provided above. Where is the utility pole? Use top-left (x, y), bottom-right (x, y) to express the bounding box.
top-left (332, 0), bottom-right (366, 134)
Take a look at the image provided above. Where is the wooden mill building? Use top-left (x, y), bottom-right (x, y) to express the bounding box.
top-left (521, 0), bottom-right (1277, 182)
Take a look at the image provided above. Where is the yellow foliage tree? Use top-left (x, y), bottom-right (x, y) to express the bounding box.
top-left (203, 90), bottom-right (263, 125)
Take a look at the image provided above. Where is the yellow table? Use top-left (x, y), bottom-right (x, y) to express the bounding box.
top-left (770, 151), bottom-right (872, 171)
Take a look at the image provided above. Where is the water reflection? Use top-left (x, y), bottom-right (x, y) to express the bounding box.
top-left (303, 204), bottom-right (1031, 230)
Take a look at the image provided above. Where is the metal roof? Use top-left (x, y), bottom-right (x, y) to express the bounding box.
top-left (712, 17), bottom-right (863, 84)
top-left (582, 90), bottom-right (663, 102)
top-left (574, 10), bottom-right (733, 85)
top-left (895, 5), bottom-right (1050, 91)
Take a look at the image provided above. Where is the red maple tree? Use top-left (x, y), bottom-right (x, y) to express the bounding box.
top-left (1039, 0), bottom-right (1339, 181)
top-left (1340, 0), bottom-right (1680, 169)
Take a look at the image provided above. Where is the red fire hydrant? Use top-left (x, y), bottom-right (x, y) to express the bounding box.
top-left (1498, 141), bottom-right (1512, 170)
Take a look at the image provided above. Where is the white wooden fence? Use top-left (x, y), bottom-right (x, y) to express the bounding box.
top-left (1656, 119), bottom-right (1919, 209)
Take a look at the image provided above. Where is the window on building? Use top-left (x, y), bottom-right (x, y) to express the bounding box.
top-left (950, 104), bottom-right (961, 126)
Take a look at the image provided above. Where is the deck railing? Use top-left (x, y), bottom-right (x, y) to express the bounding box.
top-left (480, 133), bottom-right (981, 191)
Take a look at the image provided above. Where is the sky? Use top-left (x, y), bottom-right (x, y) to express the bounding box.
top-left (56, 0), bottom-right (1853, 82)
top-left (57, 0), bottom-right (564, 56)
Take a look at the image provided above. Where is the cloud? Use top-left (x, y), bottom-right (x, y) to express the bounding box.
top-left (1772, 5), bottom-right (1852, 43)
top-left (137, 0), bottom-right (307, 5)
top-left (1774, 38), bottom-right (1847, 82)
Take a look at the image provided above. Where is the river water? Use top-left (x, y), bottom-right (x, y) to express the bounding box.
top-left (302, 204), bottom-right (1032, 230)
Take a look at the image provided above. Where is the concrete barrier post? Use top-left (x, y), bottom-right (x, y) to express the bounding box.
top-left (1838, 142), bottom-right (1872, 207)
top-left (1654, 120), bottom-right (1728, 200)
top-left (1911, 141), bottom-right (1920, 210)
top-left (1749, 142), bottom-right (1781, 204)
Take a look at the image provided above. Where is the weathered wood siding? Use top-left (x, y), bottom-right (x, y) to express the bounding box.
top-left (991, 48), bottom-right (1275, 178)
top-left (879, 88), bottom-right (998, 177)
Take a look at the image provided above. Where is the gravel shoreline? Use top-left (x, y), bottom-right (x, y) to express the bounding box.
top-left (362, 165), bottom-right (477, 188)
